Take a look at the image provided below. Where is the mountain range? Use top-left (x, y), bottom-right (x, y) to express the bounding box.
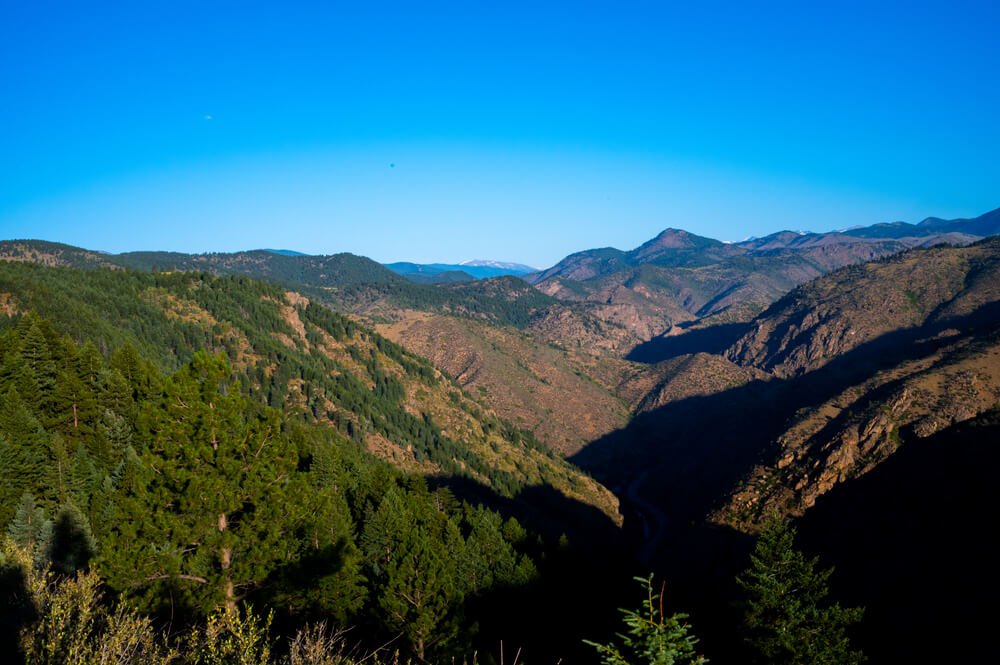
top-left (3, 207), bottom-right (998, 457)
top-left (530, 207), bottom-right (1000, 343)
top-left (2, 206), bottom-right (999, 662)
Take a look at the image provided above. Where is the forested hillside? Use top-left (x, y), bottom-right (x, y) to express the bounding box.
top-left (0, 314), bottom-right (547, 661)
top-left (0, 241), bottom-right (643, 454)
top-left (0, 260), bottom-right (648, 663)
top-left (0, 261), bottom-right (618, 521)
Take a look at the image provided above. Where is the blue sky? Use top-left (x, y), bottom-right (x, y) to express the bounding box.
top-left (1, 1), bottom-right (997, 268)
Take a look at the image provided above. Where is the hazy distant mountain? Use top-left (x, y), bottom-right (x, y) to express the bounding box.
top-left (461, 259), bottom-right (538, 272)
top-left (841, 207), bottom-right (1000, 239)
top-left (261, 248), bottom-right (308, 256)
top-left (400, 269), bottom-right (477, 284)
top-left (386, 259), bottom-right (537, 281)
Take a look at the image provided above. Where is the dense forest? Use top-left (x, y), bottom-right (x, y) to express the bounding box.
top-left (0, 315), bottom-right (544, 659)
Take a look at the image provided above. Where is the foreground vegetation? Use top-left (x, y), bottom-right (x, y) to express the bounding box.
top-left (2, 519), bottom-right (862, 664)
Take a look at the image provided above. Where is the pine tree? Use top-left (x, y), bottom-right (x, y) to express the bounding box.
top-left (18, 321), bottom-right (57, 399)
top-left (737, 518), bottom-right (865, 665)
top-left (379, 527), bottom-right (457, 660)
top-left (458, 505), bottom-right (535, 595)
top-left (102, 352), bottom-right (309, 615)
top-left (49, 369), bottom-right (99, 441)
top-left (6, 493), bottom-right (52, 567)
top-left (585, 574), bottom-right (707, 665)
top-left (361, 486), bottom-right (462, 659)
top-left (0, 390), bottom-right (52, 522)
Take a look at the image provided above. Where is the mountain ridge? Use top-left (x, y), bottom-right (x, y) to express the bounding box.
top-left (528, 207), bottom-right (1000, 344)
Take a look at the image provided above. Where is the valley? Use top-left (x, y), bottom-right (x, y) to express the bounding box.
top-left (2, 206), bottom-right (998, 662)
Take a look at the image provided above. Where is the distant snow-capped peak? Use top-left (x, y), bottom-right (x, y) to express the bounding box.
top-left (461, 259), bottom-right (537, 271)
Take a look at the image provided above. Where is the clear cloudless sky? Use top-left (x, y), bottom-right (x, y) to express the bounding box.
top-left (1, 0), bottom-right (998, 268)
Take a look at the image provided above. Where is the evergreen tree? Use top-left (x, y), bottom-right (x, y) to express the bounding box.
top-left (103, 352), bottom-right (310, 615)
top-left (49, 368), bottom-right (98, 441)
top-left (458, 505), bottom-right (535, 595)
top-left (737, 518), bottom-right (865, 665)
top-left (585, 574), bottom-right (707, 665)
top-left (6, 493), bottom-right (52, 567)
top-left (0, 391), bottom-right (52, 522)
top-left (379, 526), bottom-right (458, 660)
top-left (18, 321), bottom-right (57, 400)
top-left (361, 486), bottom-right (462, 659)
top-left (268, 429), bottom-right (367, 624)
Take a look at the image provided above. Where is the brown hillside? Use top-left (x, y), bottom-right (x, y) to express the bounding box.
top-left (726, 238), bottom-right (1000, 377)
top-left (376, 310), bottom-right (631, 455)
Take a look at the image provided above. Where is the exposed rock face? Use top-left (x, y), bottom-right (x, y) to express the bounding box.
top-left (726, 239), bottom-right (1000, 377)
top-left (718, 334), bottom-right (1000, 529)
top-left (713, 239), bottom-right (1000, 529)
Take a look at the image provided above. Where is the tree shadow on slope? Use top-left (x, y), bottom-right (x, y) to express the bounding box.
top-left (626, 322), bottom-right (751, 364)
top-left (423, 476), bottom-right (633, 663)
top-left (253, 472), bottom-right (632, 663)
top-left (0, 562), bottom-right (34, 665)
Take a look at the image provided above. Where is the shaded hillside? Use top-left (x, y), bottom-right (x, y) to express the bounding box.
top-left (567, 254), bottom-right (1000, 663)
top-left (716, 306), bottom-right (1000, 527)
top-left (574, 239), bottom-right (1000, 543)
top-left (0, 261), bottom-right (620, 523)
top-left (797, 409), bottom-right (1000, 663)
top-left (714, 239), bottom-right (1000, 526)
